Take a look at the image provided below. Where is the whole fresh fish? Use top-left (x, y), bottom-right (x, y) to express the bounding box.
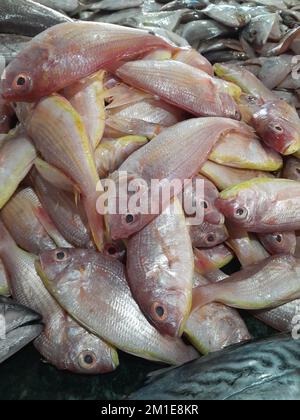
top-left (129, 335), bottom-right (300, 401)
top-left (63, 71), bottom-right (106, 150)
top-left (0, 221), bottom-right (118, 373)
top-left (214, 63), bottom-right (300, 155)
top-left (217, 178), bottom-right (300, 233)
top-left (35, 0), bottom-right (79, 13)
top-left (194, 246), bottom-right (234, 275)
top-left (38, 248), bottom-right (198, 365)
top-left (0, 0), bottom-right (71, 37)
top-left (192, 254), bottom-right (300, 311)
top-left (116, 60), bottom-right (241, 119)
top-left (258, 232), bottom-right (297, 255)
top-left (184, 272), bottom-right (250, 355)
top-left (1, 22), bottom-right (177, 102)
top-left (181, 20), bottom-right (233, 48)
top-left (226, 226), bottom-right (269, 268)
top-left (200, 161), bottom-right (273, 191)
top-left (106, 117), bottom-right (252, 240)
top-left (282, 157), bottom-right (300, 181)
top-left (1, 188), bottom-right (57, 254)
top-left (183, 176), bottom-right (224, 225)
top-left (204, 50), bottom-right (249, 65)
top-left (0, 34), bottom-right (30, 65)
top-left (0, 259), bottom-right (10, 297)
top-left (19, 95), bottom-right (104, 251)
top-left (243, 14), bottom-right (281, 47)
top-left (201, 4), bottom-right (251, 28)
top-left (127, 199), bottom-right (194, 337)
top-left (95, 136), bottom-right (148, 178)
top-left (0, 129), bottom-right (36, 210)
top-left (32, 173), bottom-right (94, 249)
top-left (190, 222), bottom-right (228, 249)
top-left (0, 298), bottom-right (42, 364)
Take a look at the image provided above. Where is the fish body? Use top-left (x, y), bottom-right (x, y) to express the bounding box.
top-left (38, 248), bottom-right (198, 365)
top-left (193, 255), bottom-right (300, 311)
top-left (127, 199), bottom-right (194, 337)
top-left (1, 21), bottom-right (177, 102)
top-left (0, 259), bottom-right (10, 297)
top-left (106, 117), bottom-right (251, 240)
top-left (0, 298), bottom-right (42, 364)
top-left (129, 335), bottom-right (300, 400)
top-left (217, 178), bottom-right (300, 233)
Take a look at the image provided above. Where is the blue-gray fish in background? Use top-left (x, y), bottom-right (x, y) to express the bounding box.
top-left (129, 334), bottom-right (300, 400)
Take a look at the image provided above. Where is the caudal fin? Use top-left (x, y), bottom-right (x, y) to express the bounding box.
top-left (83, 194), bottom-right (105, 252)
top-left (192, 284), bottom-right (217, 312)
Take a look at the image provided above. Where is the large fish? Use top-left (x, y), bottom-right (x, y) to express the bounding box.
top-left (192, 254), bottom-right (300, 311)
top-left (1, 22), bottom-right (178, 102)
top-left (106, 117), bottom-right (252, 240)
top-left (216, 178), bottom-right (300, 233)
top-left (0, 0), bottom-right (72, 37)
top-left (0, 220), bottom-right (118, 374)
top-left (129, 335), bottom-right (300, 400)
top-left (0, 129), bottom-right (36, 210)
top-left (116, 60), bottom-right (241, 119)
top-left (0, 298), bottom-right (42, 364)
top-left (18, 95), bottom-right (104, 251)
top-left (127, 199), bottom-right (194, 337)
top-left (38, 248), bottom-right (199, 365)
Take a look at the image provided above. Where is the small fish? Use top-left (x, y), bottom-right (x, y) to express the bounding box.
top-left (0, 221), bottom-right (118, 374)
top-left (258, 232), bottom-right (297, 255)
top-left (181, 20), bottom-right (233, 48)
top-left (0, 34), bottom-right (30, 64)
top-left (127, 199), bottom-right (194, 337)
top-left (203, 50), bottom-right (249, 64)
top-left (282, 157), bottom-right (300, 181)
top-left (1, 21), bottom-right (177, 102)
top-left (0, 129), bottom-right (37, 210)
top-left (0, 0), bottom-right (72, 37)
top-left (129, 335), bottom-right (300, 401)
top-left (200, 161), bottom-right (274, 191)
top-left (106, 118), bottom-right (252, 240)
top-left (38, 248), bottom-right (198, 365)
top-left (0, 298), bottom-right (42, 364)
top-left (202, 4), bottom-right (251, 28)
top-left (243, 14), bottom-right (281, 47)
top-left (184, 272), bottom-right (251, 355)
top-left (95, 136), bottom-right (148, 178)
top-left (190, 222), bottom-right (228, 249)
top-left (0, 259), bottom-right (10, 297)
top-left (19, 95), bottom-right (104, 251)
top-left (217, 178), bottom-right (300, 233)
top-left (116, 60), bottom-right (241, 119)
top-left (192, 254), bottom-right (300, 311)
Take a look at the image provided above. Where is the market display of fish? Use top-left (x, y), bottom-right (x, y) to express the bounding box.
top-left (0, 0), bottom-right (299, 401)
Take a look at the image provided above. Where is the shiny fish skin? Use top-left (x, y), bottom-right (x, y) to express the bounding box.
top-left (181, 20), bottom-right (233, 48)
top-left (38, 248), bottom-right (199, 365)
top-left (0, 259), bottom-right (10, 297)
top-left (0, 299), bottom-right (42, 364)
top-left (185, 272), bottom-right (251, 355)
top-left (1, 188), bottom-right (56, 254)
top-left (202, 4), bottom-right (251, 28)
top-left (116, 60), bottom-right (241, 119)
top-left (1, 22), bottom-right (177, 102)
top-left (0, 129), bottom-right (36, 210)
top-left (255, 300), bottom-right (300, 332)
top-left (192, 255), bottom-right (300, 311)
top-left (0, 0), bottom-right (71, 37)
top-left (32, 173), bottom-right (94, 249)
top-left (129, 335), bottom-right (300, 401)
top-left (258, 232), bottom-right (297, 255)
top-left (106, 118), bottom-right (252, 240)
top-left (21, 95), bottom-right (104, 251)
top-left (0, 221), bottom-right (118, 373)
top-left (127, 199), bottom-right (194, 337)
top-left (217, 178), bottom-right (300, 233)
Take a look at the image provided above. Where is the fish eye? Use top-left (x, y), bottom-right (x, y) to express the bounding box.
top-left (122, 213), bottom-right (139, 226)
top-left (206, 234), bottom-right (216, 243)
top-left (107, 246), bottom-right (117, 255)
top-left (78, 351), bottom-right (97, 370)
top-left (235, 207), bottom-right (248, 219)
top-left (269, 123), bottom-right (283, 133)
top-left (274, 234), bottom-right (283, 243)
top-left (151, 302), bottom-right (167, 322)
top-left (12, 73), bottom-right (32, 93)
top-left (55, 251), bottom-right (67, 261)
top-left (200, 200), bottom-right (209, 210)
top-left (235, 111), bottom-right (241, 121)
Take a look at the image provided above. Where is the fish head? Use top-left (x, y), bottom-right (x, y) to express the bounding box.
top-left (253, 101), bottom-right (300, 155)
top-left (216, 183), bottom-right (259, 228)
top-left (1, 42), bottom-right (54, 102)
top-left (260, 232), bottom-right (297, 255)
top-left (202, 178), bottom-right (225, 225)
top-left (104, 172), bottom-right (152, 240)
top-left (62, 318), bottom-right (118, 374)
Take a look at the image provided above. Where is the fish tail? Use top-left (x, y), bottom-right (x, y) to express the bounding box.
top-left (191, 284), bottom-right (217, 312)
top-left (83, 194), bottom-right (105, 252)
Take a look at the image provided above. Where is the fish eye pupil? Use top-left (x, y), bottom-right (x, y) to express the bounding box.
top-left (202, 200), bottom-right (208, 209)
top-left (126, 214), bottom-right (134, 224)
top-left (276, 235), bottom-right (282, 243)
top-left (155, 306), bottom-right (165, 318)
top-left (236, 208), bottom-right (244, 217)
top-left (17, 76), bottom-right (26, 86)
top-left (274, 125), bottom-right (283, 132)
top-left (207, 234), bottom-right (215, 243)
top-left (108, 247), bottom-right (116, 255)
top-left (56, 251), bottom-right (65, 261)
top-left (84, 354), bottom-right (94, 365)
